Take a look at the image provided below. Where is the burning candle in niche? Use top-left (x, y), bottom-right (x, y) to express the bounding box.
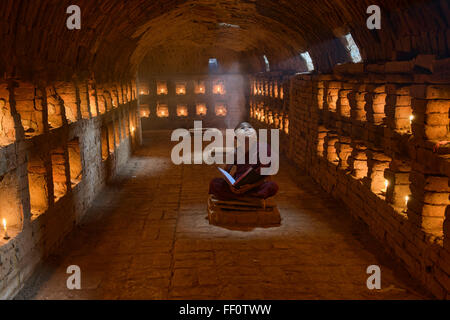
top-left (196, 104), bottom-right (207, 116)
top-left (383, 179), bottom-right (389, 193)
top-left (269, 112), bottom-right (274, 125)
top-left (176, 83), bottom-right (186, 95)
top-left (157, 82), bottom-right (167, 95)
top-left (409, 114), bottom-right (415, 125)
top-left (3, 218), bottom-right (10, 240)
top-left (215, 104), bottom-right (227, 116)
top-left (403, 195), bottom-right (410, 213)
top-left (157, 105), bottom-right (169, 117)
top-left (131, 126), bottom-right (136, 133)
top-left (284, 118), bottom-right (289, 134)
top-left (213, 82), bottom-right (225, 95)
top-left (195, 81), bottom-right (205, 94)
top-left (177, 105), bottom-right (188, 117)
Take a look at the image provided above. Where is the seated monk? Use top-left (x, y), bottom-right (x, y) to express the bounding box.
top-left (209, 122), bottom-right (279, 201)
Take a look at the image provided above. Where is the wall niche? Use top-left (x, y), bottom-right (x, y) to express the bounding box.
top-left (68, 138), bottom-right (83, 187)
top-left (27, 152), bottom-right (49, 219)
top-left (0, 85), bottom-right (16, 147)
top-left (50, 147), bottom-right (68, 202)
top-left (0, 169), bottom-right (23, 242)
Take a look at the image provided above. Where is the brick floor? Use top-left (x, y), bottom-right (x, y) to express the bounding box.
top-left (16, 130), bottom-right (431, 299)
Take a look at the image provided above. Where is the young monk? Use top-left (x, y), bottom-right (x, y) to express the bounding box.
top-left (208, 122), bottom-right (278, 200)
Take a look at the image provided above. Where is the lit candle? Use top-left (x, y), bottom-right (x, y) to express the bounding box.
top-left (131, 126), bottom-right (135, 133)
top-left (3, 218), bottom-right (10, 240)
top-left (405, 195), bottom-right (409, 206)
top-left (409, 114), bottom-right (414, 125)
top-left (383, 179), bottom-right (389, 193)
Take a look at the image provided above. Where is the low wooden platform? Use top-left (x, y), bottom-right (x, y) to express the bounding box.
top-left (207, 195), bottom-right (281, 227)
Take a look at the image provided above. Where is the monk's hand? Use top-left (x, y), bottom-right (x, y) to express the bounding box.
top-left (230, 179), bottom-right (266, 194)
top-left (230, 184), bottom-right (252, 194)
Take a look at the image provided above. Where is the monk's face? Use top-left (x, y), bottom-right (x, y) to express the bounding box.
top-left (235, 127), bottom-right (257, 153)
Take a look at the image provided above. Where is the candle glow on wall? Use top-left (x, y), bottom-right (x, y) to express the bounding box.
top-left (195, 81), bottom-right (205, 94)
top-left (157, 82), bottom-right (168, 95)
top-left (177, 105), bottom-right (188, 117)
top-left (176, 82), bottom-right (186, 95)
top-left (215, 104), bottom-right (227, 116)
top-left (138, 82), bottom-right (150, 96)
top-left (196, 103), bottom-right (207, 116)
top-left (139, 105), bottom-right (150, 118)
top-left (268, 111), bottom-right (274, 124)
top-left (383, 179), bottom-right (389, 193)
top-left (157, 104), bottom-right (169, 117)
top-left (284, 117), bottom-right (289, 134)
top-left (3, 218), bottom-right (9, 240)
top-left (213, 80), bottom-right (225, 95)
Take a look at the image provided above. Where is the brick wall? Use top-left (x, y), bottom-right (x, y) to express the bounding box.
top-left (0, 78), bottom-right (140, 299)
top-left (250, 59), bottom-right (450, 299)
top-left (139, 74), bottom-right (246, 130)
top-left (248, 73), bottom-right (291, 155)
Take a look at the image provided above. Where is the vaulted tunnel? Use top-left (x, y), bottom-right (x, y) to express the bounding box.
top-left (0, 0), bottom-right (449, 300)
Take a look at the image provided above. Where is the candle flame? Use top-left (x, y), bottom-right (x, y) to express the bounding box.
top-left (382, 179), bottom-right (389, 193)
top-left (2, 218), bottom-right (6, 230)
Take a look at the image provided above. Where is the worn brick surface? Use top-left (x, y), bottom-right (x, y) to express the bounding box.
top-left (14, 131), bottom-right (430, 300)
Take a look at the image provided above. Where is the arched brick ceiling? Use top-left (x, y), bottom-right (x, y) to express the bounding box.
top-left (0, 0), bottom-right (447, 82)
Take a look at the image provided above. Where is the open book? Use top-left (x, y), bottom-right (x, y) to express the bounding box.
top-left (218, 167), bottom-right (262, 189)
